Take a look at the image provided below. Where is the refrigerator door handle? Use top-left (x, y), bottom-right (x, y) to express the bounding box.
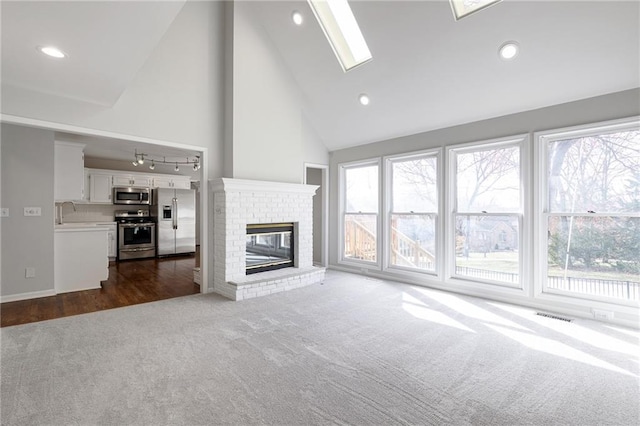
top-left (172, 198), bottom-right (178, 230)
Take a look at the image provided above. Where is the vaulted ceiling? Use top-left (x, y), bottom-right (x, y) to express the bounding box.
top-left (1, 0), bottom-right (638, 157)
top-left (254, 0), bottom-right (639, 150)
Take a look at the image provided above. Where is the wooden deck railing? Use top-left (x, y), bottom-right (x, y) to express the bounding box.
top-left (344, 217), bottom-right (377, 261)
top-left (391, 227), bottom-right (435, 270)
top-left (345, 217), bottom-right (435, 269)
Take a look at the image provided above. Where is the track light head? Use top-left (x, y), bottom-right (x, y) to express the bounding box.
top-left (149, 161), bottom-right (155, 170)
top-left (175, 163), bottom-right (179, 172)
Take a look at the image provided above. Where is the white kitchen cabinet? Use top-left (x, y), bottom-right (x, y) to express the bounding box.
top-left (112, 174), bottom-right (152, 187)
top-left (153, 176), bottom-right (191, 189)
top-left (55, 141), bottom-right (85, 201)
top-left (88, 172), bottom-right (113, 203)
top-left (99, 223), bottom-right (117, 259)
top-left (54, 226), bottom-right (109, 294)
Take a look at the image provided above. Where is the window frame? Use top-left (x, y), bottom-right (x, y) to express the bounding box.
top-left (338, 158), bottom-right (382, 269)
top-left (446, 134), bottom-right (530, 291)
top-left (534, 116), bottom-right (640, 307)
top-left (384, 149), bottom-right (442, 277)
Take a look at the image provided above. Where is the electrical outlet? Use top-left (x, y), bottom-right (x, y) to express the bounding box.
top-left (24, 207), bottom-right (42, 216)
top-left (592, 309), bottom-right (614, 321)
top-left (0, 208), bottom-right (8, 217)
top-left (25, 267), bottom-right (36, 278)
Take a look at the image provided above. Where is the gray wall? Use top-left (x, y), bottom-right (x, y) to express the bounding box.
top-left (307, 168), bottom-right (323, 264)
top-left (1, 124), bottom-right (55, 297)
top-left (329, 87), bottom-right (640, 265)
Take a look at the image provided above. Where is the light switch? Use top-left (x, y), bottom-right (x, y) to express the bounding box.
top-left (25, 267), bottom-right (36, 278)
top-left (24, 207), bottom-right (42, 216)
top-left (0, 208), bottom-right (8, 217)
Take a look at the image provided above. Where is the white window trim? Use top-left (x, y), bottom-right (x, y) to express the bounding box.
top-left (534, 116), bottom-right (640, 308)
top-left (338, 158), bottom-right (382, 270)
top-left (445, 134), bottom-right (530, 294)
top-left (383, 148), bottom-right (442, 279)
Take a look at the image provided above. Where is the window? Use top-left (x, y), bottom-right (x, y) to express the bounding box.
top-left (388, 152), bottom-right (438, 273)
top-left (541, 121), bottom-right (639, 302)
top-left (450, 138), bottom-right (524, 286)
top-left (342, 162), bottom-right (379, 263)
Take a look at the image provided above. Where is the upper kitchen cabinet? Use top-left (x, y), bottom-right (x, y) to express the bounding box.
top-left (153, 176), bottom-right (191, 189)
top-left (86, 170), bottom-right (113, 203)
top-left (112, 174), bottom-right (152, 187)
top-left (54, 141), bottom-right (85, 201)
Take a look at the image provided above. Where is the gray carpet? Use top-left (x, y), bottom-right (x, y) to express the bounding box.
top-left (1, 270), bottom-right (638, 425)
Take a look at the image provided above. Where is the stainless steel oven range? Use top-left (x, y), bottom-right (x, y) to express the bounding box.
top-left (115, 210), bottom-right (156, 260)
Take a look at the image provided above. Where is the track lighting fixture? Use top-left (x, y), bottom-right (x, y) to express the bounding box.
top-left (130, 150), bottom-right (201, 171)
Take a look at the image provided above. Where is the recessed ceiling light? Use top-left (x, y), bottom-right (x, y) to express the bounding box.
top-left (358, 94), bottom-right (370, 106)
top-left (292, 11), bottom-right (303, 25)
top-left (499, 41), bottom-right (519, 60)
top-left (37, 45), bottom-right (67, 59)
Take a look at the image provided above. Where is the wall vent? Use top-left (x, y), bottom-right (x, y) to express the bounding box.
top-left (535, 312), bottom-right (572, 322)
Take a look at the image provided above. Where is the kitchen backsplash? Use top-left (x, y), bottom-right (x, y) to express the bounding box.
top-left (58, 203), bottom-right (123, 223)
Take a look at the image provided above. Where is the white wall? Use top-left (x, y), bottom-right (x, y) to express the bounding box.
top-left (230, 2), bottom-right (327, 184)
top-left (1, 124), bottom-right (56, 297)
top-left (302, 112), bottom-right (329, 167)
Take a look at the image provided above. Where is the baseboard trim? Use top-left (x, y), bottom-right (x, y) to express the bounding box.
top-left (1, 289), bottom-right (56, 303)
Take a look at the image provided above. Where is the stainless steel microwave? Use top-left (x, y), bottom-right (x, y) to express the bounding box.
top-left (112, 187), bottom-right (152, 205)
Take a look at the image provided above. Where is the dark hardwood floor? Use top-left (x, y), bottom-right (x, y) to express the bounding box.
top-left (1, 250), bottom-right (201, 327)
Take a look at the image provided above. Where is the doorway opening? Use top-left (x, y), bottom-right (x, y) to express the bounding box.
top-left (304, 163), bottom-right (328, 267)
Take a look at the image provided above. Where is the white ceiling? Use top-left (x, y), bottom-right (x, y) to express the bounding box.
top-left (1, 0), bottom-right (185, 107)
top-left (1, 0), bottom-right (639, 157)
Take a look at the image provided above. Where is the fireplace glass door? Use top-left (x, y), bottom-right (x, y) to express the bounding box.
top-left (246, 223), bottom-right (294, 274)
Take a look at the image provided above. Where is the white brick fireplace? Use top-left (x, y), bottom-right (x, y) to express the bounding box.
top-left (211, 178), bottom-right (325, 300)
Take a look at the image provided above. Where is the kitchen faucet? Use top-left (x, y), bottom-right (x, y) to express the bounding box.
top-left (56, 201), bottom-right (76, 225)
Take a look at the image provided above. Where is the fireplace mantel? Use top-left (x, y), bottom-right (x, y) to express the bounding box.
top-left (211, 177), bottom-right (318, 196)
top-left (211, 178), bottom-right (325, 300)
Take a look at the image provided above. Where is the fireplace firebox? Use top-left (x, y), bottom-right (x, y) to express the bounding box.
top-left (246, 223), bottom-right (294, 274)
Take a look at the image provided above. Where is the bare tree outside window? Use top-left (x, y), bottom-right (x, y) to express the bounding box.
top-left (453, 144), bottom-right (521, 285)
top-left (546, 129), bottom-right (640, 301)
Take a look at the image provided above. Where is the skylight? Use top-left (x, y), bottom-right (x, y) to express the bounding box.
top-left (450, 0), bottom-right (502, 21)
top-left (307, 0), bottom-right (372, 72)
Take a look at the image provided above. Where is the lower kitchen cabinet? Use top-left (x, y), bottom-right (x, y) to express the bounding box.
top-left (54, 227), bottom-right (109, 293)
top-left (99, 223), bottom-right (117, 259)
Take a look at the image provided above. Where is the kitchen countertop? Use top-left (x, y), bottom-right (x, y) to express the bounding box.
top-left (54, 221), bottom-right (116, 231)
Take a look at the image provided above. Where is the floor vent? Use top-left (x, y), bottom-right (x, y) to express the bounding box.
top-left (535, 312), bottom-right (572, 322)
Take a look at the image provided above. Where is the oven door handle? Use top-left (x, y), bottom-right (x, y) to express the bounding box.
top-left (119, 223), bottom-right (155, 228)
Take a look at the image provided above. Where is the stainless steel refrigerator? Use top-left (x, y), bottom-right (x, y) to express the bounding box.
top-left (152, 188), bottom-right (196, 256)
